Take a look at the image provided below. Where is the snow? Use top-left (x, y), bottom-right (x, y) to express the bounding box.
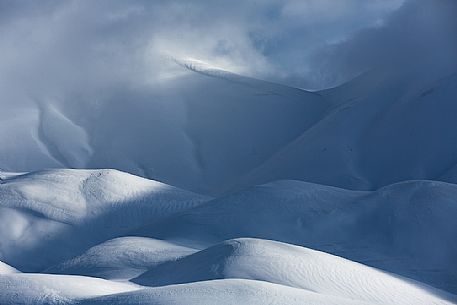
top-left (0, 169), bottom-right (207, 271)
top-left (47, 237), bottom-right (196, 280)
top-left (0, 273), bottom-right (139, 304)
top-left (78, 279), bottom-right (373, 305)
top-left (0, 61), bottom-right (328, 195)
top-left (1, 57), bottom-right (457, 304)
top-left (239, 72), bottom-right (457, 191)
top-left (134, 238), bottom-right (457, 305)
top-left (1, 239), bottom-right (455, 305)
top-left (2, 239), bottom-right (455, 305)
top-left (0, 168), bottom-right (456, 304)
top-left (1, 62), bottom-right (457, 195)
top-left (0, 261), bottom-right (18, 274)
top-left (142, 179), bottom-right (457, 293)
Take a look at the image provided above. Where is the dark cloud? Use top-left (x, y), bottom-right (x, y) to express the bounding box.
top-left (0, 0), bottom-right (454, 98)
top-left (303, 0), bottom-right (457, 89)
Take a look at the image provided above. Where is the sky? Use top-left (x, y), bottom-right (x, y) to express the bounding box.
top-left (0, 0), bottom-right (456, 97)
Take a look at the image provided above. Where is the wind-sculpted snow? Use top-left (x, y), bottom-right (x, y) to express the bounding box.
top-left (47, 237), bottom-right (196, 280)
top-left (1, 241), bottom-right (455, 305)
top-left (77, 279), bottom-right (374, 305)
top-left (0, 261), bottom-right (18, 274)
top-left (2, 64), bottom-right (457, 301)
top-left (134, 238), bottom-right (456, 305)
top-left (0, 169), bottom-right (208, 271)
top-left (142, 179), bottom-right (457, 293)
top-left (1, 63), bottom-right (457, 195)
top-left (240, 72), bottom-right (457, 191)
top-left (0, 62), bottom-right (328, 195)
top-left (0, 169), bottom-right (457, 304)
top-left (0, 272), bottom-right (140, 305)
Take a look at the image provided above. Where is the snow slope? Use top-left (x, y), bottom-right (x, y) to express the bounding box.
top-left (0, 169), bottom-right (456, 304)
top-left (0, 169), bottom-right (207, 271)
top-left (1, 60), bottom-right (457, 303)
top-left (140, 179), bottom-right (457, 293)
top-left (1, 240), bottom-right (455, 305)
top-left (0, 261), bottom-right (18, 274)
top-left (1, 62), bottom-right (457, 195)
top-left (239, 71), bottom-right (457, 191)
top-left (0, 272), bottom-right (140, 305)
top-left (47, 237), bottom-right (196, 280)
top-left (134, 238), bottom-right (456, 305)
top-left (76, 279), bottom-right (374, 305)
top-left (0, 62), bottom-right (328, 195)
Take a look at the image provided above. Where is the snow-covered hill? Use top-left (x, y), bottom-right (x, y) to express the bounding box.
top-left (1, 238), bottom-right (455, 305)
top-left (241, 71), bottom-right (457, 191)
top-left (133, 238), bottom-right (456, 305)
top-left (1, 58), bottom-right (457, 303)
top-left (0, 169), bottom-right (207, 271)
top-left (47, 237), bottom-right (196, 280)
top-left (1, 62), bottom-right (457, 195)
top-left (139, 179), bottom-right (457, 293)
top-left (0, 168), bottom-right (456, 303)
top-left (0, 62), bottom-right (327, 195)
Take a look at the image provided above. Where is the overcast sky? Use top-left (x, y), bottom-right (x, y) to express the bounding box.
top-left (0, 0), bottom-right (456, 96)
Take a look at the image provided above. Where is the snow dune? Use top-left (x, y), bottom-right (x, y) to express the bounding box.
top-left (0, 272), bottom-right (140, 305)
top-left (77, 279), bottom-right (374, 305)
top-left (134, 238), bottom-right (456, 305)
top-left (0, 169), bottom-right (207, 271)
top-left (1, 60), bottom-right (457, 304)
top-left (142, 179), bottom-right (457, 293)
top-left (47, 237), bottom-right (196, 280)
top-left (0, 169), bottom-right (456, 304)
top-left (0, 261), bottom-right (18, 274)
top-left (0, 62), bottom-right (328, 195)
top-left (240, 71), bottom-right (457, 191)
top-left (1, 62), bottom-right (457, 196)
top-left (1, 239), bottom-right (455, 305)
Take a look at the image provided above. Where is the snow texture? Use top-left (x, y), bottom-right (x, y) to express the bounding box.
top-left (1, 60), bottom-right (457, 304)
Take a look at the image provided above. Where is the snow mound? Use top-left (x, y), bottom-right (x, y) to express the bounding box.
top-left (0, 169), bottom-right (457, 303)
top-left (77, 279), bottom-right (371, 305)
top-left (47, 237), bottom-right (196, 280)
top-left (240, 72), bottom-right (457, 190)
top-left (0, 273), bottom-right (139, 305)
top-left (1, 64), bottom-right (457, 195)
top-left (0, 61), bottom-right (329, 195)
top-left (143, 179), bottom-right (457, 293)
top-left (134, 238), bottom-right (456, 305)
top-left (0, 169), bottom-right (208, 271)
top-left (0, 260), bottom-right (18, 274)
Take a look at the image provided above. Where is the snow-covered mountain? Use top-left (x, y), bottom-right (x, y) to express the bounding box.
top-left (0, 168), bottom-right (457, 304)
top-left (0, 62), bottom-right (327, 195)
top-left (0, 169), bottom-right (206, 271)
top-left (1, 59), bottom-right (457, 304)
top-left (2, 61), bottom-right (456, 196)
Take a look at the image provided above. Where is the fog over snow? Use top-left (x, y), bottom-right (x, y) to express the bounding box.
top-left (1, 1), bottom-right (457, 304)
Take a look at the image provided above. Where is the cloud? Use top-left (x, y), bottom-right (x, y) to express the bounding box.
top-left (0, 0), bottom-right (453, 103)
top-left (303, 0), bottom-right (457, 89)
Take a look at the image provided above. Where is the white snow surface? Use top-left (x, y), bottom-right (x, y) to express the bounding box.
top-left (1, 62), bottom-right (457, 195)
top-left (77, 279), bottom-right (373, 305)
top-left (0, 273), bottom-right (140, 304)
top-left (0, 168), bottom-right (456, 304)
top-left (134, 238), bottom-right (456, 305)
top-left (0, 261), bottom-right (18, 274)
top-left (144, 179), bottom-right (457, 293)
top-left (1, 62), bottom-right (457, 304)
top-left (47, 237), bottom-right (196, 280)
top-left (0, 168), bottom-right (207, 271)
